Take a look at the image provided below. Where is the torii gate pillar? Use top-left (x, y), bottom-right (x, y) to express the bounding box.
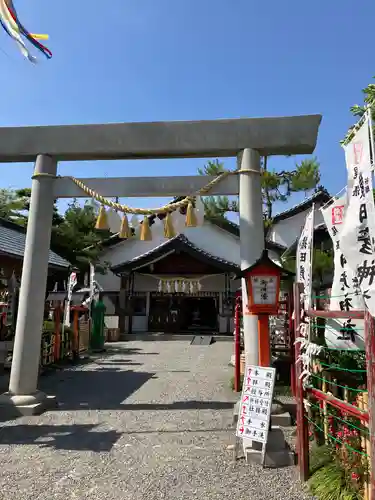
top-left (0, 155), bottom-right (58, 415)
top-left (238, 149), bottom-right (264, 366)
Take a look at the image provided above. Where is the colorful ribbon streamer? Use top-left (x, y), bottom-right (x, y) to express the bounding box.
top-left (0, 0), bottom-right (51, 62)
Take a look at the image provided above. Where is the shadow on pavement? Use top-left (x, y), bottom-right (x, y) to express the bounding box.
top-left (123, 427), bottom-right (233, 434)
top-left (0, 423), bottom-right (121, 451)
top-left (116, 401), bottom-right (235, 411)
top-left (40, 367), bottom-right (232, 412)
top-left (94, 360), bottom-right (144, 366)
top-left (39, 368), bottom-right (156, 412)
top-left (103, 346), bottom-right (160, 356)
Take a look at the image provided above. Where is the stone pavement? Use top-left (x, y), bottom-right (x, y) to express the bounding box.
top-left (0, 340), bottom-right (313, 500)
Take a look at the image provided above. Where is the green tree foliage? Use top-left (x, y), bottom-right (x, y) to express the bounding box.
top-left (282, 249), bottom-right (333, 290)
top-left (13, 188), bottom-right (64, 227)
top-left (51, 200), bottom-right (111, 270)
top-left (0, 189), bottom-right (110, 271)
top-left (198, 156), bottom-right (321, 223)
top-left (0, 188), bottom-right (29, 221)
top-left (343, 76), bottom-right (375, 144)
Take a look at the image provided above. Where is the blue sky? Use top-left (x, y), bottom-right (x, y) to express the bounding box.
top-left (0, 0), bottom-right (374, 219)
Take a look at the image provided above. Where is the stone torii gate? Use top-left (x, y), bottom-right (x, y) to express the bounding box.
top-left (0, 115), bottom-right (321, 415)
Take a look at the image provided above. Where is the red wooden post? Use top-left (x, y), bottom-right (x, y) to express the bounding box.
top-left (258, 314), bottom-right (271, 367)
top-left (294, 283), bottom-right (309, 481)
top-left (234, 299), bottom-right (241, 392)
top-left (365, 310), bottom-right (375, 499)
top-left (289, 284), bottom-right (296, 397)
top-left (53, 302), bottom-right (61, 362)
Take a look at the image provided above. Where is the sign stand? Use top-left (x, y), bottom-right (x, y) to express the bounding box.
top-left (235, 364), bottom-right (276, 467)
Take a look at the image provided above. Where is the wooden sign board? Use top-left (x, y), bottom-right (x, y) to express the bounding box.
top-left (235, 364), bottom-right (276, 465)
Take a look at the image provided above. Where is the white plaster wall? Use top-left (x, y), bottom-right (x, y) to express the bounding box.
top-left (95, 220), bottom-right (282, 293)
top-left (268, 204), bottom-right (324, 249)
top-left (104, 316), bottom-right (119, 328)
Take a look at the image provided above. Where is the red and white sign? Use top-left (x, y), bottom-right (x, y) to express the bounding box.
top-left (236, 365), bottom-right (276, 444)
top-left (331, 205), bottom-right (345, 225)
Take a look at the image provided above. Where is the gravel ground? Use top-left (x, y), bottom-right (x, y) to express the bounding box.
top-left (0, 340), bottom-right (313, 500)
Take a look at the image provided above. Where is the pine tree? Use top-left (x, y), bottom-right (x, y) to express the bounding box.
top-left (198, 156), bottom-right (321, 224)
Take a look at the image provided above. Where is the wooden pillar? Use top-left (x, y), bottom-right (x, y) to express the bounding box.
top-left (128, 272), bottom-right (134, 335)
top-left (72, 308), bottom-right (79, 359)
top-left (53, 302), bottom-right (61, 362)
top-left (119, 275), bottom-right (127, 333)
top-left (294, 282), bottom-right (309, 481)
top-left (289, 282), bottom-right (296, 397)
top-left (365, 310), bottom-right (375, 499)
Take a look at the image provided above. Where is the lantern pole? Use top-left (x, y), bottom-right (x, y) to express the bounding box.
top-left (238, 149), bottom-right (264, 367)
top-left (258, 315), bottom-right (271, 366)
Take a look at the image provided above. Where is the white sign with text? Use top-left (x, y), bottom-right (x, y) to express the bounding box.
top-left (236, 365), bottom-right (276, 446)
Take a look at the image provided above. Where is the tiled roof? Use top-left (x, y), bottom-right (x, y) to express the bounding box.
top-left (111, 234), bottom-right (240, 274)
top-left (271, 190), bottom-right (331, 224)
top-left (99, 216), bottom-right (287, 253)
top-left (0, 218), bottom-right (70, 269)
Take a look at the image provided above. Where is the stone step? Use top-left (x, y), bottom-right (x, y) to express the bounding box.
top-left (245, 427), bottom-right (296, 468)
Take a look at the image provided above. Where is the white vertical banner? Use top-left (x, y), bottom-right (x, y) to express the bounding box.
top-left (368, 108), bottom-right (375, 171)
top-left (321, 194), bottom-right (365, 349)
top-left (344, 117), bottom-right (371, 195)
top-left (296, 207), bottom-right (314, 310)
top-left (64, 271), bottom-right (78, 327)
top-left (341, 114), bottom-right (375, 317)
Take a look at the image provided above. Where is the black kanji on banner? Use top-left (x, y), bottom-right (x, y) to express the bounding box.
top-left (340, 253), bottom-right (347, 268)
top-left (300, 236), bottom-right (308, 250)
top-left (358, 227), bottom-right (372, 255)
top-left (299, 265), bottom-right (305, 281)
top-left (359, 203), bottom-right (368, 224)
top-left (339, 295), bottom-right (353, 312)
top-left (337, 319), bottom-right (357, 343)
top-left (340, 271), bottom-right (350, 291)
top-left (357, 259), bottom-right (375, 286)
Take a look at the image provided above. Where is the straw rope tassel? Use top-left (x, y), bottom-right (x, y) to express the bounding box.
top-left (119, 213), bottom-right (131, 239)
top-left (95, 205), bottom-right (109, 230)
top-left (185, 199), bottom-right (197, 227)
top-left (164, 212), bottom-right (175, 238)
top-left (140, 216), bottom-right (152, 241)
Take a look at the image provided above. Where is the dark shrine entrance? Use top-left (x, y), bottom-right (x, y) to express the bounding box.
top-left (115, 234), bottom-right (239, 335)
top-left (148, 293), bottom-right (219, 333)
